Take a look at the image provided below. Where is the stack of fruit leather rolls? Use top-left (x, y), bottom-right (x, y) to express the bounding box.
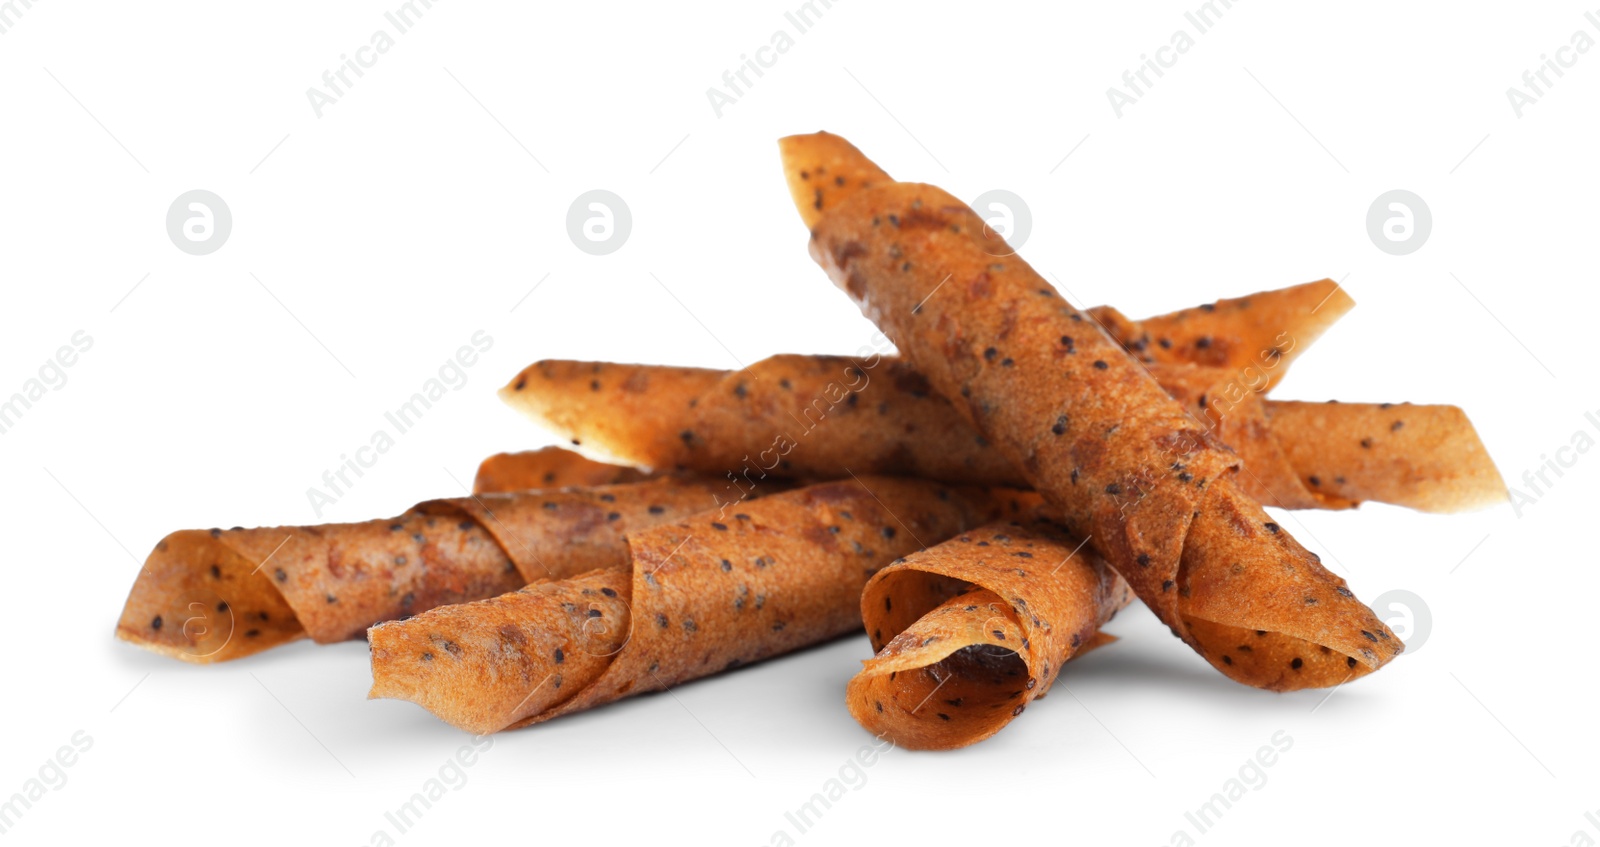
top-left (779, 131), bottom-right (1403, 690)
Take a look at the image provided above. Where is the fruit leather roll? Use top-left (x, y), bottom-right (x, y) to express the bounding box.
top-left (502, 354), bottom-right (1504, 512)
top-left (116, 478), bottom-right (731, 663)
top-left (848, 519), bottom-right (1130, 750)
top-left (781, 131), bottom-right (1404, 690)
top-left (368, 477), bottom-right (1038, 733)
top-left (473, 445), bottom-right (650, 494)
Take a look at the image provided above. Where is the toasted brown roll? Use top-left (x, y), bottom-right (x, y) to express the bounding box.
top-left (781, 131), bottom-right (1403, 690)
top-left (115, 478), bottom-right (732, 663)
top-left (848, 520), bottom-right (1130, 750)
top-left (502, 355), bottom-right (1502, 513)
top-left (473, 446), bottom-right (650, 493)
top-left (368, 478), bottom-right (1041, 734)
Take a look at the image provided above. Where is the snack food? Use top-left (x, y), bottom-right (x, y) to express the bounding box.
top-left (848, 519), bottom-right (1130, 749)
top-left (116, 478), bottom-right (731, 662)
top-left (369, 477), bottom-right (1037, 733)
top-left (781, 131), bottom-right (1402, 690)
top-left (474, 445), bottom-right (650, 494)
top-left (502, 355), bottom-right (1505, 512)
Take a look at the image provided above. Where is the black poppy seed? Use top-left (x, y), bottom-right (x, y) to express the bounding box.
top-left (600, 587), bottom-right (617, 597)
top-left (875, 701), bottom-right (884, 713)
top-left (274, 568), bottom-right (287, 582)
top-left (1195, 336), bottom-right (1211, 349)
top-left (1001, 358), bottom-right (1014, 367)
top-left (1014, 551), bottom-right (1033, 559)
top-left (151, 615), bottom-right (163, 630)
top-left (992, 630), bottom-right (1005, 640)
top-left (711, 522), bottom-right (728, 531)
top-left (1071, 468), bottom-right (1079, 484)
top-left (1222, 655), bottom-right (1233, 665)
top-left (1093, 360), bottom-right (1108, 370)
top-left (1360, 438), bottom-right (1373, 449)
top-left (1361, 630), bottom-right (1377, 641)
top-left (1137, 553), bottom-right (1150, 567)
top-left (412, 532), bottom-right (425, 543)
top-left (984, 346), bottom-right (998, 361)
top-left (216, 601), bottom-right (228, 612)
top-left (1158, 338), bottom-right (1172, 349)
top-left (1264, 522), bottom-right (1280, 534)
top-left (720, 559), bottom-right (732, 572)
top-left (937, 713), bottom-right (950, 721)
top-left (648, 505), bottom-right (665, 514)
top-left (1162, 580), bottom-right (1175, 592)
top-left (1336, 586), bottom-right (1354, 597)
top-left (683, 619), bottom-right (698, 632)
top-left (326, 594), bottom-right (338, 604)
top-left (1347, 656), bottom-right (1358, 668)
top-left (1291, 657), bottom-right (1303, 670)
top-left (543, 502), bottom-right (558, 510)
top-left (1391, 420), bottom-right (1405, 432)
top-left (656, 613), bottom-right (669, 628)
top-left (1052, 415), bottom-right (1068, 435)
top-left (1105, 483), bottom-right (1122, 495)
top-left (1308, 476), bottom-right (1321, 486)
top-left (245, 629), bottom-right (260, 638)
top-left (1012, 704), bottom-right (1025, 717)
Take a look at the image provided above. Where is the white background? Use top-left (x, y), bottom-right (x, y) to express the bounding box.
top-left (2, 1), bottom-right (1596, 844)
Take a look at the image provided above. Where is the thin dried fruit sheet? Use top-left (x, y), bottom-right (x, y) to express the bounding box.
top-left (116, 478), bottom-right (730, 663)
top-left (503, 354), bottom-right (1503, 512)
top-left (848, 519), bottom-right (1130, 750)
